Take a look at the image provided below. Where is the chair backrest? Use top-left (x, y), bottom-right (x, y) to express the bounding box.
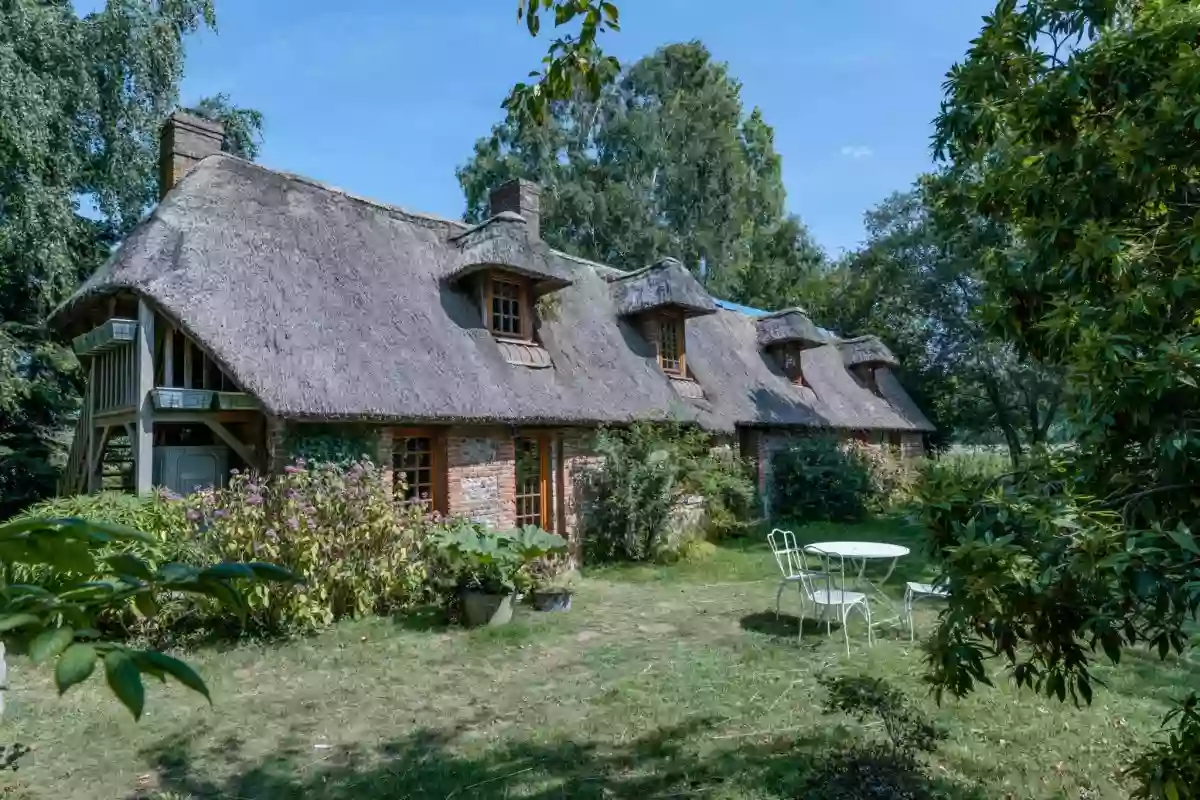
top-left (767, 528), bottom-right (800, 579)
top-left (769, 529), bottom-right (834, 601)
top-left (798, 544), bottom-right (848, 603)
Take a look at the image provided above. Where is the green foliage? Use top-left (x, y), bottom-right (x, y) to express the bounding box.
top-left (804, 674), bottom-right (948, 800)
top-left (285, 428), bottom-right (377, 468)
top-left (1128, 694), bottom-right (1200, 800)
top-left (579, 423), bottom-right (755, 563)
top-left (928, 1), bottom-right (1200, 792)
top-left (804, 180), bottom-right (1064, 458)
top-left (13, 492), bottom-right (187, 540)
top-left (459, 41), bottom-right (824, 303)
top-left (431, 522), bottom-right (567, 595)
top-left (191, 93), bottom-right (264, 160)
top-left (770, 436), bottom-right (874, 522)
top-left (182, 459), bottom-right (431, 633)
top-left (0, 1), bottom-right (260, 516)
top-left (0, 516), bottom-right (293, 719)
top-left (506, 1), bottom-right (621, 124)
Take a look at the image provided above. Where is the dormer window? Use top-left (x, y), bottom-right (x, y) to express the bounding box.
top-left (838, 335), bottom-right (899, 399)
top-left (487, 273), bottom-right (531, 340)
top-left (608, 257), bottom-right (716, 383)
top-left (657, 313), bottom-right (685, 375)
top-left (756, 308), bottom-right (828, 389)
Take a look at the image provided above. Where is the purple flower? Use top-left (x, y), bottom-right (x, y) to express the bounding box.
top-left (214, 509), bottom-right (228, 519)
top-left (265, 528), bottom-right (278, 541)
top-left (287, 516), bottom-right (300, 530)
top-left (247, 494), bottom-right (263, 506)
top-left (186, 509), bottom-right (201, 522)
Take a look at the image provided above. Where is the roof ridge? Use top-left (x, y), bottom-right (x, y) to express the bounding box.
top-left (201, 153), bottom-right (472, 232)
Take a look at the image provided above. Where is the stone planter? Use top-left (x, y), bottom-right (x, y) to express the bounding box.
top-left (532, 590), bottom-right (573, 612)
top-left (461, 590), bottom-right (515, 627)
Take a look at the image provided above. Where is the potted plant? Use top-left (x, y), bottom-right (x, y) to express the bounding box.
top-left (530, 559), bottom-right (579, 612)
top-left (433, 522), bottom-right (566, 627)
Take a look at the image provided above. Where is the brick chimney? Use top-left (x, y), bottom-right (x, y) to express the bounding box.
top-left (489, 179), bottom-right (541, 239)
top-left (159, 111), bottom-right (225, 199)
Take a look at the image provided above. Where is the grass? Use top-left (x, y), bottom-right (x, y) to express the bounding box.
top-left (2, 517), bottom-right (1194, 799)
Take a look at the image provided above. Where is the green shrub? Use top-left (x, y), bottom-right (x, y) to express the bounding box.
top-left (803, 674), bottom-right (949, 800)
top-left (579, 423), bottom-right (755, 563)
top-left (770, 436), bottom-right (874, 522)
top-left (181, 458), bottom-right (433, 633)
top-left (430, 522), bottom-right (566, 595)
top-left (843, 439), bottom-right (917, 512)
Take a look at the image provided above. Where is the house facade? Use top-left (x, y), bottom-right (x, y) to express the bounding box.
top-left (49, 112), bottom-right (934, 535)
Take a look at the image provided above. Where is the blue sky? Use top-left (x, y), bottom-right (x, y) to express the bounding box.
top-left (129, 0), bottom-right (992, 255)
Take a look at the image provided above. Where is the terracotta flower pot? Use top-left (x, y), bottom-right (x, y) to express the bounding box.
top-left (461, 590), bottom-right (515, 627)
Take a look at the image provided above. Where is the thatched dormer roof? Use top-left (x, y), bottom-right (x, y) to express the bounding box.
top-left (840, 335), bottom-right (900, 368)
top-left (608, 258), bottom-right (717, 318)
top-left (447, 212), bottom-right (572, 294)
top-left (51, 155), bottom-right (932, 433)
top-left (756, 308), bottom-right (829, 350)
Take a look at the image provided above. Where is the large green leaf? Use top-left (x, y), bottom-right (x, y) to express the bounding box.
top-left (104, 650), bottom-right (145, 720)
top-left (55, 643), bottom-right (97, 694)
top-left (29, 627), bottom-right (74, 665)
top-left (135, 651), bottom-right (210, 703)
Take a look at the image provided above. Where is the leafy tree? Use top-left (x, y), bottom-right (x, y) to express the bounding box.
top-left (193, 92), bottom-right (265, 160)
top-left (806, 177), bottom-right (1063, 459)
top-left (0, 1), bottom-right (260, 516)
top-left (0, 516), bottom-right (294, 724)
top-left (459, 41), bottom-right (825, 297)
top-left (925, 1), bottom-right (1200, 794)
top-left (506, 0), bottom-right (621, 124)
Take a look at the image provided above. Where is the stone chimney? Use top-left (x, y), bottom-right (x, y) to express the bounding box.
top-left (159, 111), bottom-right (225, 199)
top-left (489, 179), bottom-right (541, 239)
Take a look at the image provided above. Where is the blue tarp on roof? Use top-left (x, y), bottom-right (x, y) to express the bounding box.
top-left (713, 298), bottom-right (768, 317)
top-left (714, 298), bottom-right (838, 338)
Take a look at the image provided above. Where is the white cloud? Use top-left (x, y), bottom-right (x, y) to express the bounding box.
top-left (840, 145), bottom-right (874, 160)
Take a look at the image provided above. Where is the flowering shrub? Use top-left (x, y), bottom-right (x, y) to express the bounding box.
top-left (182, 458), bottom-right (432, 633)
top-left (841, 440), bottom-right (916, 511)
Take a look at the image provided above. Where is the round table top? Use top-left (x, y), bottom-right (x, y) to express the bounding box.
top-left (805, 541), bottom-right (911, 559)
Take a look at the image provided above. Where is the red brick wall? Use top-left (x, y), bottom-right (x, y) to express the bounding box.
top-left (446, 426), bottom-right (517, 529)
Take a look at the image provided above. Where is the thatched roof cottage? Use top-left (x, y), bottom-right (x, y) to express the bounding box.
top-left (50, 112), bottom-right (933, 533)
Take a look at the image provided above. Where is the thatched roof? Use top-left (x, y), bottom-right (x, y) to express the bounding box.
top-left (447, 212), bottom-right (572, 294)
top-left (51, 155), bottom-right (933, 433)
top-left (840, 335), bottom-right (900, 368)
top-left (608, 258), bottom-right (718, 318)
top-left (756, 308), bottom-right (828, 350)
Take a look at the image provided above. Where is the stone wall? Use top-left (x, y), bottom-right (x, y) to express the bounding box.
top-left (446, 427), bottom-right (516, 529)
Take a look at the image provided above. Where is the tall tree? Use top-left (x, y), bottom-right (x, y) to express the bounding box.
top-left (458, 41), bottom-right (824, 299)
top-left (926, 1), bottom-right (1200, 794)
top-left (0, 1), bottom-right (259, 516)
top-left (806, 177), bottom-right (1063, 459)
top-left (193, 92), bottom-right (265, 160)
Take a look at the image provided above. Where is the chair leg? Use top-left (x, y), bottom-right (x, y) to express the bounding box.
top-left (865, 601), bottom-right (874, 647)
top-left (903, 587), bottom-right (914, 642)
top-left (840, 605), bottom-right (850, 656)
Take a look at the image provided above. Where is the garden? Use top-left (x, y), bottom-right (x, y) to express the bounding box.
top-left (0, 428), bottom-right (1194, 799)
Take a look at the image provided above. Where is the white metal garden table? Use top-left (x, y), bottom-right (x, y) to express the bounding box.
top-left (804, 541), bottom-right (910, 628)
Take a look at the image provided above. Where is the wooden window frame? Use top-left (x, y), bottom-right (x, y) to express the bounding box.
top-left (514, 434), bottom-right (552, 531)
top-left (392, 427), bottom-right (447, 515)
top-left (485, 271), bottom-right (534, 342)
top-left (657, 311), bottom-right (686, 376)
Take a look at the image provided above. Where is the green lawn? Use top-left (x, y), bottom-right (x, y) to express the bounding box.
top-left (2, 518), bottom-right (1194, 798)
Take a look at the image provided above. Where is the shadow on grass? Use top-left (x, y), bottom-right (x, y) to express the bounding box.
top-left (740, 610), bottom-right (845, 643)
top-left (134, 717), bottom-right (987, 800)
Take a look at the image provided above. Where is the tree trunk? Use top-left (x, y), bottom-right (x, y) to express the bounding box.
top-left (982, 372), bottom-right (1023, 467)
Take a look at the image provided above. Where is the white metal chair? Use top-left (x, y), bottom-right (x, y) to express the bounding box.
top-left (902, 581), bottom-right (950, 641)
top-left (768, 529), bottom-right (874, 654)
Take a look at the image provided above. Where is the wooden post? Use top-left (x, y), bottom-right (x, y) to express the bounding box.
top-left (135, 301), bottom-right (155, 494)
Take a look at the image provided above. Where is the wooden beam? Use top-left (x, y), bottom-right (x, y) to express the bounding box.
top-left (135, 300), bottom-right (155, 494)
top-left (86, 425), bottom-right (111, 494)
top-left (163, 326), bottom-right (174, 387)
top-left (154, 410), bottom-right (260, 424)
top-left (203, 420), bottom-right (256, 467)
